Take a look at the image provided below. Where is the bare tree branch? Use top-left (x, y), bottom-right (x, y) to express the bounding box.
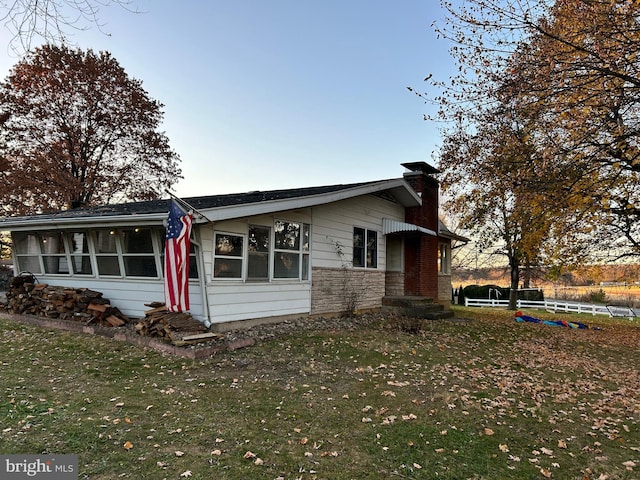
top-left (0, 0), bottom-right (140, 53)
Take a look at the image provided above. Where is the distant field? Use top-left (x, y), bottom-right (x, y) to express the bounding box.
top-left (539, 285), bottom-right (640, 306)
top-left (454, 278), bottom-right (640, 307)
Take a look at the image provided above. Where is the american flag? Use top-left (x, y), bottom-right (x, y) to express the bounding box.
top-left (164, 200), bottom-right (193, 312)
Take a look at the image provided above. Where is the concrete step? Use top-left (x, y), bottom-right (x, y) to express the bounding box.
top-left (382, 296), bottom-right (436, 307)
top-left (382, 296), bottom-right (455, 320)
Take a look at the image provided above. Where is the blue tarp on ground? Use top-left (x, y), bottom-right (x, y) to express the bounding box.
top-left (514, 311), bottom-right (590, 329)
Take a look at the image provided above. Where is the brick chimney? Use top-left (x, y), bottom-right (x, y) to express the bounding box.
top-left (401, 162), bottom-right (440, 298)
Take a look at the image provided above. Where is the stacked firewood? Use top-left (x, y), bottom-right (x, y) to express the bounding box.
top-left (4, 274), bottom-right (129, 327)
top-left (135, 302), bottom-right (221, 345)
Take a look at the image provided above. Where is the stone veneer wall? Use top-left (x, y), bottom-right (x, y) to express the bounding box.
top-left (385, 271), bottom-right (404, 297)
top-left (438, 273), bottom-right (452, 304)
top-left (311, 267), bottom-right (385, 315)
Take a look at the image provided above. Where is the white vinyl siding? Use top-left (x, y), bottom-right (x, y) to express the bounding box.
top-left (311, 195), bottom-right (405, 270)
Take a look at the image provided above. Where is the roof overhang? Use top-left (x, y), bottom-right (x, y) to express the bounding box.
top-left (194, 178), bottom-right (421, 223)
top-left (0, 213), bottom-right (168, 231)
top-left (0, 178), bottom-right (422, 230)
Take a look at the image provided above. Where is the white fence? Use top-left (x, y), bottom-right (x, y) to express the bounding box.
top-left (464, 298), bottom-right (638, 319)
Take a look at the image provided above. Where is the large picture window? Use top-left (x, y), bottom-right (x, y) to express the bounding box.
top-left (353, 227), bottom-right (377, 268)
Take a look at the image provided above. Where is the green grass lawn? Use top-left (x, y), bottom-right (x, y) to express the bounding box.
top-left (0, 307), bottom-right (638, 479)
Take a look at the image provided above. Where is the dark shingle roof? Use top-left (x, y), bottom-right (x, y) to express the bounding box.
top-left (0, 181), bottom-right (376, 224)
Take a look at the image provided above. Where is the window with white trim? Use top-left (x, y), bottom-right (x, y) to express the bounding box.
top-left (213, 233), bottom-right (244, 279)
top-left (13, 232), bottom-right (42, 274)
top-left (95, 230), bottom-right (121, 276)
top-left (68, 231), bottom-right (93, 275)
top-left (121, 228), bottom-right (158, 277)
top-left (248, 225), bottom-right (270, 281)
top-left (41, 231), bottom-right (70, 274)
top-left (274, 220), bottom-right (309, 279)
top-left (353, 227), bottom-right (377, 268)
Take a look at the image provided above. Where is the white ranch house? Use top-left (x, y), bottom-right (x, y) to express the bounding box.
top-left (1, 162), bottom-right (466, 329)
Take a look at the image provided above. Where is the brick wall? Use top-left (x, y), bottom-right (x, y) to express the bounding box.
top-left (311, 267), bottom-right (385, 315)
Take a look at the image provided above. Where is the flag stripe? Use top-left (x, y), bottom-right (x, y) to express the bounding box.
top-left (164, 200), bottom-right (193, 312)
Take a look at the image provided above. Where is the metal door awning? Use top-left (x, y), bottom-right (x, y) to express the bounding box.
top-left (382, 218), bottom-right (436, 237)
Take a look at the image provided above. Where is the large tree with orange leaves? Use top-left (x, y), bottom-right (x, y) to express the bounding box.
top-left (0, 44), bottom-right (181, 215)
top-left (429, 0), bottom-right (640, 278)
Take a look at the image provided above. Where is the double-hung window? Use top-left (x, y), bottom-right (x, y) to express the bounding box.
top-left (274, 220), bottom-right (309, 279)
top-left (248, 226), bottom-right (270, 281)
top-left (213, 233), bottom-right (244, 278)
top-left (353, 227), bottom-right (377, 268)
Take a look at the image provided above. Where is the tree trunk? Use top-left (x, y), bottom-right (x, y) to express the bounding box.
top-left (509, 256), bottom-right (520, 310)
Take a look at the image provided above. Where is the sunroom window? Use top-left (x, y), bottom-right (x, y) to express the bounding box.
top-left (68, 231), bottom-right (93, 275)
top-left (95, 230), bottom-right (121, 276)
top-left (121, 228), bottom-right (158, 277)
top-left (13, 232), bottom-right (42, 274)
top-left (41, 231), bottom-right (69, 274)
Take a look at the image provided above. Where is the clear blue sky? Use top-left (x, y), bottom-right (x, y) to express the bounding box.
top-left (0, 0), bottom-right (456, 197)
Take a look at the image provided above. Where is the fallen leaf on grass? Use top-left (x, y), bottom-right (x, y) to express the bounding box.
top-left (540, 467), bottom-right (552, 478)
top-left (623, 460), bottom-right (636, 470)
top-left (180, 471), bottom-right (192, 478)
top-left (413, 463), bottom-right (423, 469)
top-left (558, 440), bottom-right (567, 449)
top-left (211, 449), bottom-right (222, 456)
top-left (244, 451), bottom-right (256, 459)
top-left (499, 444), bottom-right (509, 453)
top-left (174, 451), bottom-right (185, 457)
top-left (123, 441), bottom-right (133, 450)
top-left (484, 428), bottom-right (494, 436)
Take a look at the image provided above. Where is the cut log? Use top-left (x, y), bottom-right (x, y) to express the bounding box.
top-left (106, 315), bottom-right (126, 327)
top-left (88, 302), bottom-right (109, 313)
